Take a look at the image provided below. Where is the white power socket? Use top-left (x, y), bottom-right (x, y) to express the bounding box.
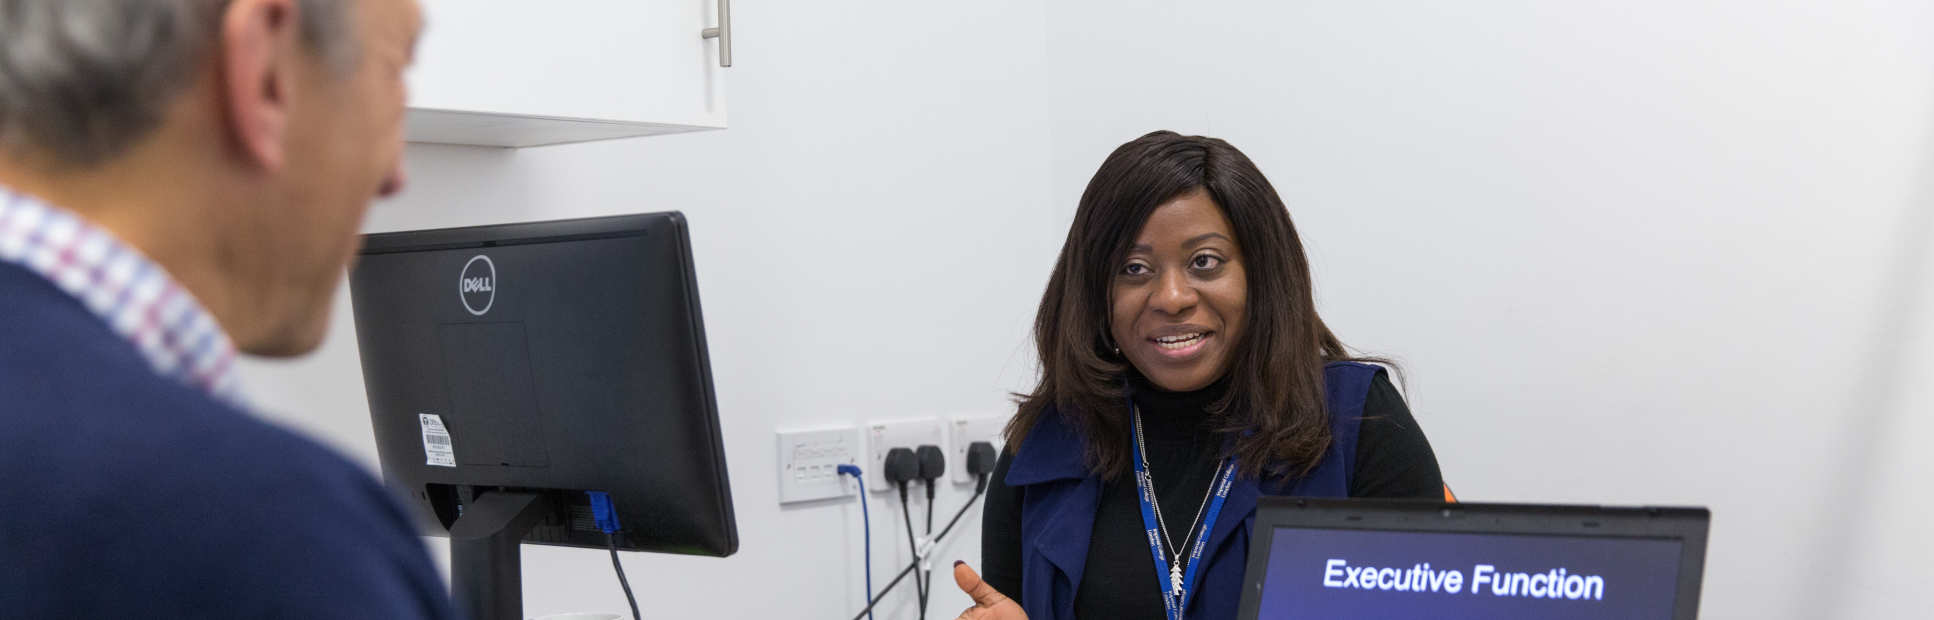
top-left (950, 415), bottom-right (1008, 486)
top-left (775, 427), bottom-right (861, 504)
top-left (864, 418), bottom-right (947, 492)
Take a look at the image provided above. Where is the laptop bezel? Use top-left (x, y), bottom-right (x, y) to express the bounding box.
top-left (1234, 498), bottom-right (1710, 620)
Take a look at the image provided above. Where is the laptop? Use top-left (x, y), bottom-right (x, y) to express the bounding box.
top-left (1235, 498), bottom-right (1710, 620)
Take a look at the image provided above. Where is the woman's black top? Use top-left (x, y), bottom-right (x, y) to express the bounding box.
top-left (978, 370), bottom-right (1442, 619)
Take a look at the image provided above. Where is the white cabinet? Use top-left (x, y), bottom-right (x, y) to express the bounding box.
top-left (405, 0), bottom-right (730, 147)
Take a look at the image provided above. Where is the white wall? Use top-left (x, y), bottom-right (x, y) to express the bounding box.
top-left (240, 1), bottom-right (1933, 619)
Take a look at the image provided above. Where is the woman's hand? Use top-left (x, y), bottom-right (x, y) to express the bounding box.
top-left (951, 561), bottom-right (1027, 620)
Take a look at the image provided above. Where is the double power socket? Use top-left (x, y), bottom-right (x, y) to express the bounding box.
top-left (776, 415), bottom-right (1006, 505)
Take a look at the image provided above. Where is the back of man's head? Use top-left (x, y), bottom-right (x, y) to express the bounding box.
top-left (0, 0), bottom-right (348, 165)
top-left (0, 0), bottom-right (422, 357)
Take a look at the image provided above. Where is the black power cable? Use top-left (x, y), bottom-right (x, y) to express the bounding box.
top-left (846, 442), bottom-right (1001, 620)
top-left (852, 563), bottom-right (922, 620)
top-left (882, 447), bottom-right (927, 614)
top-left (897, 491), bottom-right (926, 617)
top-left (587, 491), bottom-right (642, 620)
top-left (850, 479), bottom-right (990, 620)
top-left (915, 445), bottom-right (947, 619)
top-left (604, 533), bottom-right (642, 620)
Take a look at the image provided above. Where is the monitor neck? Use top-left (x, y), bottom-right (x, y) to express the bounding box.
top-left (448, 490), bottom-right (555, 620)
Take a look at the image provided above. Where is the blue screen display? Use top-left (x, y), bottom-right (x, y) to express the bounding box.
top-left (1255, 527), bottom-right (1683, 620)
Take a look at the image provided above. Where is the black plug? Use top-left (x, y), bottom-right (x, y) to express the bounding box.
top-left (883, 447), bottom-right (919, 503)
top-left (915, 445), bottom-right (946, 500)
top-left (966, 441), bottom-right (997, 492)
top-left (916, 444), bottom-right (947, 539)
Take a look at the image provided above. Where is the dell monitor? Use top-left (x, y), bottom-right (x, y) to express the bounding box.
top-left (348, 212), bottom-right (738, 620)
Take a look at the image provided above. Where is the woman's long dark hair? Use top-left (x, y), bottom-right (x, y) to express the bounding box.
top-left (1006, 130), bottom-right (1380, 481)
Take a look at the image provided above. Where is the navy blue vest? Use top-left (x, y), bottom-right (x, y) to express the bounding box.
top-left (1002, 361), bottom-right (1380, 620)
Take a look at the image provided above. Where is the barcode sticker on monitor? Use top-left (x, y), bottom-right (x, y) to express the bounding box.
top-left (419, 413), bottom-right (456, 467)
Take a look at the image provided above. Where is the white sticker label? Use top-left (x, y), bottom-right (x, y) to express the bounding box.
top-left (419, 413), bottom-right (456, 468)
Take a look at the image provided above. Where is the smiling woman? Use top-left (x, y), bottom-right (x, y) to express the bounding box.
top-left (1018, 130), bottom-right (1388, 481)
top-left (951, 131), bottom-right (1444, 620)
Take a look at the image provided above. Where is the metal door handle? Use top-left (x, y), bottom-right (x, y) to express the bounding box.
top-left (701, 0), bottom-right (732, 67)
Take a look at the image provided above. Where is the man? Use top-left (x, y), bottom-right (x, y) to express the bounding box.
top-left (0, 1), bottom-right (454, 617)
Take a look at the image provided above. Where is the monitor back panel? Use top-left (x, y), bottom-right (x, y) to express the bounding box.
top-left (349, 212), bottom-right (735, 556)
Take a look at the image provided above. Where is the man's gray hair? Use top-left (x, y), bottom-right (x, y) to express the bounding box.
top-left (0, 0), bottom-right (351, 166)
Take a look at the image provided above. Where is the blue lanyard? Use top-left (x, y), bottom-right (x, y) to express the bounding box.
top-left (1130, 408), bottom-right (1237, 620)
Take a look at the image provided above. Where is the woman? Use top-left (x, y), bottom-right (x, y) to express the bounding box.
top-left (950, 131), bottom-right (1444, 620)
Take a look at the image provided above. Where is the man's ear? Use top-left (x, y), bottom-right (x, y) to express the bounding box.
top-left (218, 0), bottom-right (300, 172)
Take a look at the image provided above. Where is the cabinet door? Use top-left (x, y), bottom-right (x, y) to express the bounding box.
top-left (406, 0), bottom-right (728, 147)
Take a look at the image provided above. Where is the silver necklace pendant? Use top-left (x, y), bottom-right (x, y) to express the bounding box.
top-left (1170, 561), bottom-right (1184, 599)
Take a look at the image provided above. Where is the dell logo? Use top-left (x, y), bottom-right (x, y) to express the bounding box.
top-left (460, 255), bottom-right (496, 316)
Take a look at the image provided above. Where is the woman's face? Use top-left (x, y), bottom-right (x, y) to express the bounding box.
top-left (1110, 190), bottom-right (1248, 393)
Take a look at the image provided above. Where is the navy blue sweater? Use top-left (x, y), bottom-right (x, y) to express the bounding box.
top-left (0, 262), bottom-right (457, 619)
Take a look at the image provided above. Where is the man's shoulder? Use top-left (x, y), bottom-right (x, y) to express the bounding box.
top-left (2, 410), bottom-right (456, 618)
top-left (0, 259), bottom-right (383, 511)
top-left (0, 272), bottom-right (324, 492)
top-left (0, 268), bottom-right (455, 619)
top-left (0, 263), bottom-right (301, 480)
top-left (0, 260), bottom-right (155, 385)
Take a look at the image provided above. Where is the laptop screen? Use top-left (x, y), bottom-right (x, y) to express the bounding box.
top-left (1256, 528), bottom-right (1683, 619)
top-left (1239, 500), bottom-right (1709, 620)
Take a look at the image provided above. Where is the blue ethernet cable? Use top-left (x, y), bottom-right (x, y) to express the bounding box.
top-left (836, 464), bottom-right (873, 620)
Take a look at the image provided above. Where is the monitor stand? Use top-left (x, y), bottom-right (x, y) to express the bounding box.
top-left (449, 490), bottom-right (555, 620)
